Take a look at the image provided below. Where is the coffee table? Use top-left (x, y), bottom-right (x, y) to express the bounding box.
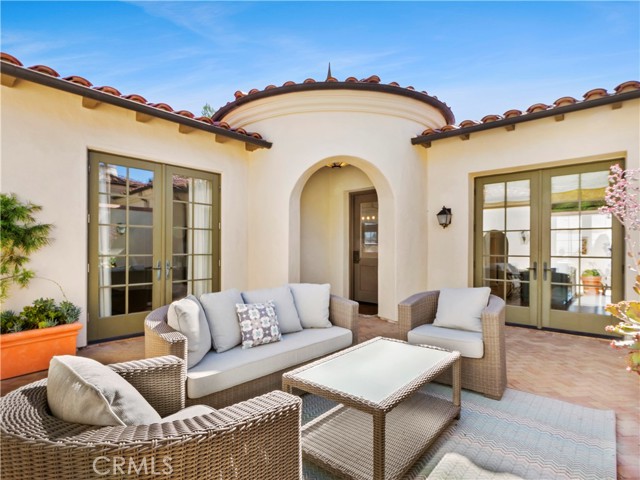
top-left (282, 337), bottom-right (461, 480)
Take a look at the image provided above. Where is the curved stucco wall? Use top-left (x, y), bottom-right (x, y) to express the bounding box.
top-left (0, 80), bottom-right (251, 346)
top-left (221, 89), bottom-right (449, 320)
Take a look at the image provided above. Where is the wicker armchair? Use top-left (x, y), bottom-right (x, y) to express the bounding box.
top-left (145, 293), bottom-right (359, 408)
top-left (398, 290), bottom-right (507, 400)
top-left (0, 355), bottom-right (302, 480)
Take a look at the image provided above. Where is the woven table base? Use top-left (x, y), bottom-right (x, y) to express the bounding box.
top-left (302, 392), bottom-right (459, 480)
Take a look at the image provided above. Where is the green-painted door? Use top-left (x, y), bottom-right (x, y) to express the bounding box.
top-left (475, 160), bottom-right (623, 335)
top-left (88, 152), bottom-right (220, 342)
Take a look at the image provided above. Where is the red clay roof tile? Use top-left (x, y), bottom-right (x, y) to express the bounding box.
top-left (614, 81), bottom-right (640, 93)
top-left (94, 85), bottom-right (122, 96)
top-left (503, 109), bottom-right (523, 118)
top-left (195, 116), bottom-right (213, 124)
top-left (526, 103), bottom-right (550, 114)
top-left (28, 65), bottom-right (59, 77)
top-left (1, 52), bottom-right (22, 66)
top-left (264, 84), bottom-right (278, 90)
top-left (63, 75), bottom-right (92, 87)
top-left (440, 125), bottom-right (458, 132)
top-left (148, 102), bottom-right (174, 112)
top-left (459, 120), bottom-right (479, 128)
top-left (481, 114), bottom-right (503, 123)
top-left (214, 121), bottom-right (231, 129)
top-left (282, 80), bottom-right (296, 87)
top-left (175, 110), bottom-right (195, 118)
top-left (303, 78), bottom-right (316, 84)
top-left (583, 88), bottom-right (608, 101)
top-left (234, 91), bottom-right (246, 99)
top-left (421, 127), bottom-right (441, 135)
top-left (123, 94), bottom-right (148, 104)
top-left (553, 96), bottom-right (577, 107)
top-left (345, 77), bottom-right (359, 83)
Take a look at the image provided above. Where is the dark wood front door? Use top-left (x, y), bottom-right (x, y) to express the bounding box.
top-left (350, 190), bottom-right (378, 304)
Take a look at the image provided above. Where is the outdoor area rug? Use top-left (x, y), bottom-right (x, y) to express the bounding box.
top-left (301, 383), bottom-right (616, 480)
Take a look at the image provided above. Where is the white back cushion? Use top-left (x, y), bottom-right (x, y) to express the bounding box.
top-left (289, 283), bottom-right (331, 328)
top-left (433, 287), bottom-right (491, 332)
top-left (47, 355), bottom-right (161, 426)
top-left (199, 289), bottom-right (244, 353)
top-left (167, 295), bottom-right (211, 368)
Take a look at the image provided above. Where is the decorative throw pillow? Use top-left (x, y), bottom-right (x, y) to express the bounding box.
top-left (167, 295), bottom-right (211, 368)
top-left (236, 301), bottom-right (282, 349)
top-left (241, 287), bottom-right (303, 333)
top-left (199, 289), bottom-right (244, 353)
top-left (47, 355), bottom-right (162, 426)
top-left (288, 283), bottom-right (331, 328)
top-left (433, 287), bottom-right (491, 332)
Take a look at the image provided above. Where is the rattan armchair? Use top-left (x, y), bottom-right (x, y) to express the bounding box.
top-left (0, 355), bottom-right (302, 480)
top-left (398, 290), bottom-right (507, 400)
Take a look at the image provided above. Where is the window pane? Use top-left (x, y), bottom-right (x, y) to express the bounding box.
top-left (99, 226), bottom-right (125, 255)
top-left (193, 255), bottom-right (212, 279)
top-left (551, 230), bottom-right (579, 257)
top-left (506, 206), bottom-right (530, 231)
top-left (483, 208), bottom-right (504, 231)
top-left (129, 227), bottom-right (153, 255)
top-left (193, 230), bottom-right (211, 255)
top-left (173, 228), bottom-right (188, 254)
top-left (98, 194), bottom-right (126, 224)
top-left (172, 255), bottom-right (188, 281)
top-left (128, 284), bottom-right (152, 313)
top-left (483, 183), bottom-right (504, 207)
top-left (193, 179), bottom-right (213, 204)
top-left (129, 196), bottom-right (153, 226)
top-left (173, 175), bottom-right (189, 201)
top-left (193, 205), bottom-right (212, 229)
top-left (128, 256), bottom-right (153, 284)
top-left (172, 282), bottom-right (188, 301)
top-left (506, 231), bottom-right (530, 256)
top-left (551, 174), bottom-right (579, 212)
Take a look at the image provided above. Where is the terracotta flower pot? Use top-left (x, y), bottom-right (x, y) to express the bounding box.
top-left (581, 276), bottom-right (603, 295)
top-left (0, 322), bottom-right (82, 380)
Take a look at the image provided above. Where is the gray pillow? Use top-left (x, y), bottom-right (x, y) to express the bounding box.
top-left (47, 355), bottom-right (161, 426)
top-left (199, 289), bottom-right (244, 353)
top-left (236, 301), bottom-right (282, 349)
top-left (167, 295), bottom-right (211, 368)
top-left (241, 286), bottom-right (303, 333)
top-left (289, 283), bottom-right (332, 328)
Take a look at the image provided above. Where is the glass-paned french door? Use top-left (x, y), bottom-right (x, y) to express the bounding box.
top-left (88, 152), bottom-right (220, 341)
top-left (474, 160), bottom-right (623, 335)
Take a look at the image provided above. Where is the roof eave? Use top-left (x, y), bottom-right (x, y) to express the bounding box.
top-left (411, 90), bottom-right (640, 146)
top-left (0, 61), bottom-right (272, 150)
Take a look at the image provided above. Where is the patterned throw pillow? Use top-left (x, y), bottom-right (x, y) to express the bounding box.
top-left (235, 301), bottom-right (282, 349)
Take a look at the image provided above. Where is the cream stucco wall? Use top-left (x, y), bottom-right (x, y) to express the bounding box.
top-left (0, 79), bottom-right (252, 346)
top-left (423, 99), bottom-right (640, 299)
top-left (300, 164), bottom-right (374, 293)
top-left (222, 90), bottom-right (447, 320)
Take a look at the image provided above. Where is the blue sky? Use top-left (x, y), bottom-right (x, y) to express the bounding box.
top-left (2, 1), bottom-right (638, 123)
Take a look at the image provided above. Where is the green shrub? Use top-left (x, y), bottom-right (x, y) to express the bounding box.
top-left (0, 298), bottom-right (81, 334)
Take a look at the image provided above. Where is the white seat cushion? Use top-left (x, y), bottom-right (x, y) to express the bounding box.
top-left (407, 324), bottom-right (484, 359)
top-left (187, 327), bottom-right (352, 399)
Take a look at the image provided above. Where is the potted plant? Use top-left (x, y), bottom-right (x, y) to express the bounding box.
top-left (581, 268), bottom-right (603, 295)
top-left (0, 193), bottom-right (82, 379)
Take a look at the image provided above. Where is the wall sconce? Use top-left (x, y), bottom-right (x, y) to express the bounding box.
top-left (436, 206), bottom-right (452, 228)
top-left (326, 161), bottom-right (348, 169)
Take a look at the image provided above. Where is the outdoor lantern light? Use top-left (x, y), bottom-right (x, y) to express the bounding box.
top-left (436, 206), bottom-right (452, 228)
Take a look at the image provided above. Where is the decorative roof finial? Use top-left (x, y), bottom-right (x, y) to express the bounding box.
top-left (326, 62), bottom-right (332, 81)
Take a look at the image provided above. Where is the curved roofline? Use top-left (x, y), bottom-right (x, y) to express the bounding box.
top-left (212, 81), bottom-right (456, 125)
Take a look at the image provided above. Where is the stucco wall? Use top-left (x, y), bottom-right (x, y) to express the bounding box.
top-left (0, 79), bottom-right (251, 346)
top-left (300, 164), bottom-right (374, 292)
top-left (223, 90), bottom-right (446, 320)
top-left (424, 99), bottom-right (640, 299)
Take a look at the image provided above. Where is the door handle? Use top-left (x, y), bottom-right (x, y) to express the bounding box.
top-left (543, 262), bottom-right (552, 281)
top-left (527, 261), bottom-right (538, 280)
top-left (152, 260), bottom-right (162, 281)
top-left (165, 260), bottom-right (173, 279)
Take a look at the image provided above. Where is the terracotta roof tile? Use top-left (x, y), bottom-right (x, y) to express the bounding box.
top-left (94, 85), bottom-right (122, 96)
top-left (123, 94), bottom-right (148, 104)
top-left (248, 88), bottom-right (260, 95)
top-left (583, 88), bottom-right (608, 101)
top-left (303, 78), bottom-right (316, 84)
top-left (360, 75), bottom-right (381, 84)
top-left (63, 75), bottom-right (92, 87)
top-left (614, 81), bottom-right (640, 93)
top-left (345, 77), bottom-right (359, 83)
top-left (282, 80), bottom-right (296, 87)
top-left (264, 84), bottom-right (278, 90)
top-left (1, 52), bottom-right (268, 146)
top-left (481, 114), bottom-right (503, 123)
top-left (459, 120), bottom-right (479, 128)
top-left (1, 52), bottom-right (22, 66)
top-left (148, 102), bottom-right (174, 112)
top-left (416, 80), bottom-right (639, 141)
top-left (553, 97), bottom-right (577, 107)
top-left (326, 76), bottom-right (339, 83)
top-left (28, 65), bottom-right (59, 77)
top-left (388, 81), bottom-right (400, 87)
top-left (503, 109), bottom-right (523, 118)
top-left (234, 90), bottom-right (246, 99)
top-left (175, 110), bottom-right (195, 118)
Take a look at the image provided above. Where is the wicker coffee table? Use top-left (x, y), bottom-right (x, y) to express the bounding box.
top-left (282, 337), bottom-right (461, 480)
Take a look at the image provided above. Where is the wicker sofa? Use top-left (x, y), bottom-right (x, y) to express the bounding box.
top-left (0, 355), bottom-right (302, 480)
top-left (145, 292), bottom-right (359, 408)
top-left (398, 290), bottom-right (507, 400)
